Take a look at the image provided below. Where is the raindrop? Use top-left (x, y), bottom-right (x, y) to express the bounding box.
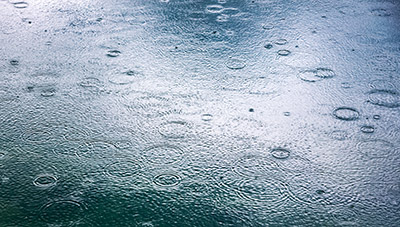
top-left (206, 5), bottom-right (224, 14)
top-left (360, 125), bottom-right (374, 134)
top-left (277, 49), bottom-right (291, 56)
top-left (271, 148), bottom-right (290, 159)
top-left (333, 107), bottom-right (360, 121)
top-left (275, 39), bottom-right (288, 45)
top-left (153, 173), bottom-right (181, 187)
top-left (201, 114), bottom-right (213, 121)
top-left (368, 90), bottom-right (400, 108)
top-left (262, 24), bottom-right (274, 30)
top-left (249, 108), bottom-right (254, 112)
top-left (158, 121), bottom-right (191, 139)
top-left (40, 200), bottom-right (85, 224)
top-left (33, 174), bottom-right (57, 188)
top-left (106, 50), bottom-right (121, 57)
top-left (373, 115), bottom-right (380, 120)
top-left (226, 58), bottom-right (246, 70)
top-left (283, 112), bottom-right (290, 116)
top-left (13, 2), bottom-right (28, 8)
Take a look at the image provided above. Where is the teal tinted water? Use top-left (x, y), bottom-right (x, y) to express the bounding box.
top-left (1, 0), bottom-right (400, 226)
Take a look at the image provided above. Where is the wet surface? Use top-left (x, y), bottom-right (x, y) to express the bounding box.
top-left (1, 0), bottom-right (400, 226)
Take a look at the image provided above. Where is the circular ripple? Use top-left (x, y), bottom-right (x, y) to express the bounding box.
top-left (329, 130), bottom-right (350, 141)
top-left (79, 77), bottom-right (102, 88)
top-left (104, 160), bottom-right (142, 178)
top-left (158, 121), bottom-right (191, 138)
top-left (360, 125), bottom-right (374, 134)
top-left (271, 148), bottom-right (290, 159)
top-left (13, 2), bottom-right (28, 8)
top-left (277, 50), bottom-right (291, 56)
top-left (298, 70), bottom-right (322, 82)
top-left (368, 89), bottom-right (400, 108)
top-left (77, 141), bottom-right (118, 159)
top-left (206, 5), bottom-right (224, 13)
top-left (143, 145), bottom-right (185, 165)
top-left (287, 172), bottom-right (355, 206)
top-left (275, 39), bottom-right (288, 45)
top-left (153, 173), bottom-right (181, 187)
top-left (315, 68), bottom-right (335, 78)
top-left (232, 155), bottom-right (280, 178)
top-left (109, 70), bottom-right (143, 85)
top-left (357, 139), bottom-right (397, 158)
top-left (40, 200), bottom-right (85, 224)
top-left (33, 174), bottom-right (57, 188)
top-left (226, 58), bottom-right (246, 70)
top-left (237, 178), bottom-right (288, 203)
top-left (106, 50), bottom-right (121, 57)
top-left (333, 107), bottom-right (360, 121)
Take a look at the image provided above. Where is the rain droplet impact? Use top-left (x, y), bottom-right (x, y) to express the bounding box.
top-left (277, 49), bottom-right (291, 56)
top-left (40, 200), bottom-right (85, 225)
top-left (106, 50), bottom-right (121, 57)
top-left (373, 115), bottom-right (381, 120)
top-left (33, 175), bottom-right (57, 188)
top-left (10, 60), bottom-right (19, 65)
top-left (153, 173), bottom-right (181, 187)
top-left (368, 90), bottom-right (400, 108)
top-left (206, 5), bottom-right (224, 14)
top-left (333, 107), bottom-right (360, 121)
top-left (360, 125), bottom-right (374, 134)
top-left (315, 68), bottom-right (335, 78)
top-left (226, 58), bottom-right (246, 70)
top-left (40, 87), bottom-right (56, 97)
top-left (271, 148), bottom-right (291, 159)
top-left (264, 43), bottom-right (273, 49)
top-left (298, 70), bottom-right (322, 82)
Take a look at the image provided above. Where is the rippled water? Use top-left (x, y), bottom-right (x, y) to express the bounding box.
top-left (1, 0), bottom-right (399, 226)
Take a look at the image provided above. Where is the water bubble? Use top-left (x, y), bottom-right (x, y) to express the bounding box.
top-left (315, 68), bottom-right (335, 78)
top-left (143, 145), bottom-right (185, 166)
top-left (106, 50), bottom-right (121, 57)
top-left (277, 50), bottom-right (291, 56)
top-left (333, 107), bottom-right (360, 121)
top-left (13, 2), bottom-right (28, 8)
top-left (104, 160), bottom-right (142, 178)
top-left (40, 200), bottom-right (85, 225)
top-left (373, 115), bottom-right (380, 120)
top-left (153, 173), bottom-right (181, 187)
top-left (226, 58), bottom-right (246, 70)
top-left (357, 139), bottom-right (397, 158)
top-left (201, 114), bottom-right (213, 121)
top-left (206, 5), bottom-right (224, 14)
top-left (368, 90), bottom-right (400, 108)
top-left (271, 148), bottom-right (290, 159)
top-left (33, 174), bottom-right (57, 188)
top-left (158, 121), bottom-right (191, 139)
top-left (360, 125), bottom-right (374, 134)
top-left (275, 39), bottom-right (288, 45)
top-left (329, 130), bottom-right (349, 141)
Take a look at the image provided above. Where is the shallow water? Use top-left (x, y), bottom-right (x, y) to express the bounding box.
top-left (1, 0), bottom-right (400, 226)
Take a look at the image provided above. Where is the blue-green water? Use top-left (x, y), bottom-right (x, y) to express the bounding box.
top-left (1, 0), bottom-right (400, 226)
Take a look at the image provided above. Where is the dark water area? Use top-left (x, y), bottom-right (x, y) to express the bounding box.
top-left (1, 0), bottom-right (400, 226)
